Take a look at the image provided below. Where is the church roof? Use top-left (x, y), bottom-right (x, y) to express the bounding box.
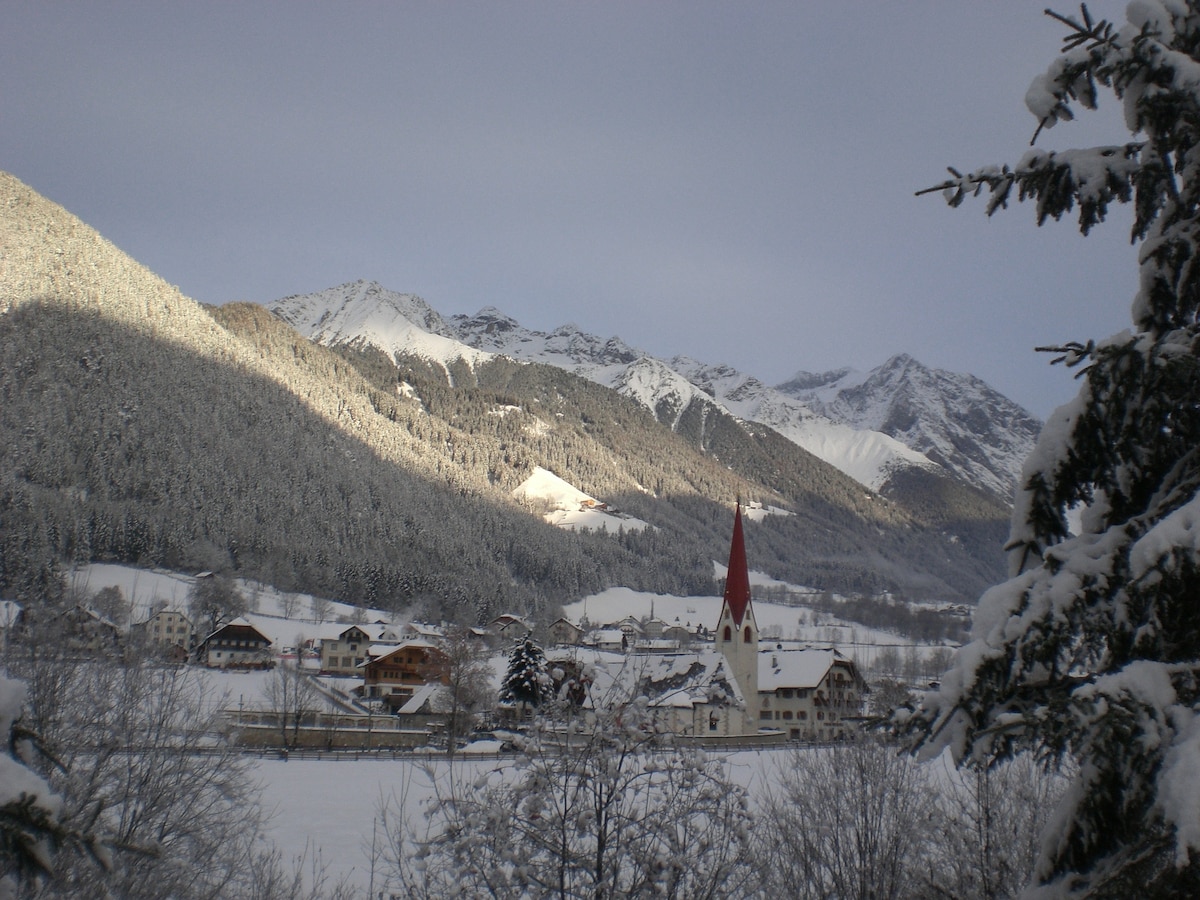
top-left (722, 504), bottom-right (752, 626)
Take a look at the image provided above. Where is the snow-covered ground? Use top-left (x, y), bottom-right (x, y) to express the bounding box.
top-left (254, 748), bottom-right (779, 894)
top-left (512, 466), bottom-right (651, 533)
top-left (69, 563), bottom-right (391, 625)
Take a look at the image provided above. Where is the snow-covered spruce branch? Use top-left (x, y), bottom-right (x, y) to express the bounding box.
top-left (915, 144), bottom-right (1144, 234)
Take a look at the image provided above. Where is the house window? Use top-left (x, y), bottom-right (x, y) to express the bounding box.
top-left (781, 689), bottom-right (793, 699)
top-left (782, 711), bottom-right (793, 720)
top-left (760, 711), bottom-right (773, 720)
top-left (723, 626), bottom-right (731, 641)
top-left (798, 711), bottom-right (807, 720)
top-left (743, 626), bottom-right (751, 643)
top-left (342, 656), bottom-right (352, 668)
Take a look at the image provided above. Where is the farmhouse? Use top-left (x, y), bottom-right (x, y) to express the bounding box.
top-left (361, 638), bottom-right (448, 711)
top-left (319, 623), bottom-right (400, 675)
top-left (132, 608), bottom-right (193, 660)
top-left (198, 618), bottom-right (272, 668)
top-left (547, 617), bottom-right (582, 646)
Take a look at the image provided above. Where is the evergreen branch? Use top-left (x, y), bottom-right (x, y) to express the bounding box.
top-left (1036, 341), bottom-right (1096, 370)
top-left (1045, 4), bottom-right (1117, 52)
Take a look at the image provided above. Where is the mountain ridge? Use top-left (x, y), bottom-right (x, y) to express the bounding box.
top-left (274, 279), bottom-right (1039, 500)
top-left (1, 172), bottom-right (1013, 616)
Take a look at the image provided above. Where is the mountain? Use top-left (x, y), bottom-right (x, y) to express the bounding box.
top-left (777, 355), bottom-right (1042, 500)
top-left (665, 357), bottom-right (942, 491)
top-left (449, 297), bottom-right (1038, 500)
top-left (272, 280), bottom-right (1015, 596)
top-left (1, 171), bottom-right (1013, 618)
top-left (0, 173), bottom-right (711, 618)
top-left (275, 281), bottom-right (1036, 501)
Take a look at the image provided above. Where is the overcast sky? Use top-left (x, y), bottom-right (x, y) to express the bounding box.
top-left (2, 1), bottom-right (1140, 418)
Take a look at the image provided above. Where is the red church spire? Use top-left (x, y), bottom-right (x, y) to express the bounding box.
top-left (723, 502), bottom-right (751, 626)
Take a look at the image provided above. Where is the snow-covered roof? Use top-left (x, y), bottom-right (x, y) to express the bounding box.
top-left (545, 647), bottom-right (743, 711)
top-left (200, 617), bottom-right (271, 645)
top-left (757, 647), bottom-right (857, 691)
top-left (370, 639), bottom-right (442, 665)
top-left (403, 622), bottom-right (445, 639)
top-left (396, 683), bottom-right (443, 715)
top-left (366, 642), bottom-right (403, 658)
top-left (642, 650), bottom-right (744, 710)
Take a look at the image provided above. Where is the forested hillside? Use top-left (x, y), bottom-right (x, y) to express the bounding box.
top-left (0, 172), bottom-right (1007, 619)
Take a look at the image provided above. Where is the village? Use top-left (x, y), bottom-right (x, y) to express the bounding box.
top-left (1, 508), bottom-right (871, 753)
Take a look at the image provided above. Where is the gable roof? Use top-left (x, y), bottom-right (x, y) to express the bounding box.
top-left (367, 638), bottom-right (443, 667)
top-left (757, 647), bottom-right (860, 691)
top-left (396, 683), bottom-right (443, 715)
top-left (200, 617), bottom-right (271, 646)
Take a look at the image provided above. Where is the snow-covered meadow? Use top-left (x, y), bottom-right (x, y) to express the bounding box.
top-left (254, 748), bottom-right (778, 894)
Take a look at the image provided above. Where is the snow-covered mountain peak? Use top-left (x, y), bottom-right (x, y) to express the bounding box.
top-left (777, 365), bottom-right (867, 403)
top-left (457, 307), bottom-right (521, 335)
top-left (272, 280), bottom-right (493, 372)
top-left (274, 280), bottom-right (454, 340)
top-left (269, 281), bottom-right (1039, 500)
top-left (780, 353), bottom-right (1041, 499)
top-left (669, 357), bottom-right (771, 404)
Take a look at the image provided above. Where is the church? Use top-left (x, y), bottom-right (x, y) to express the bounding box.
top-left (547, 502), bottom-right (866, 741)
top-left (712, 501), bottom-right (760, 735)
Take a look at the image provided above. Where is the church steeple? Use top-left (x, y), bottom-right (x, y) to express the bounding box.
top-left (714, 502), bottom-right (759, 735)
top-left (723, 503), bottom-right (751, 626)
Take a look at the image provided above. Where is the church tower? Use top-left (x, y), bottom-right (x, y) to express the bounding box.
top-left (714, 502), bottom-right (759, 734)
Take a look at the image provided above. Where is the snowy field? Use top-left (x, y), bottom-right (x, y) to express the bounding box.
top-left (254, 748), bottom-right (778, 894)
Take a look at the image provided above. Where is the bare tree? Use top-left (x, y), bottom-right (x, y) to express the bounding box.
top-left (309, 595), bottom-right (333, 623)
top-left (919, 754), bottom-right (1068, 900)
top-left (86, 585), bottom-right (130, 630)
top-left (263, 662), bottom-right (320, 749)
top-left (5, 610), bottom-right (335, 900)
top-left (279, 590), bottom-right (299, 620)
top-left (754, 732), bottom-right (934, 899)
top-left (187, 572), bottom-right (246, 636)
top-left (418, 626), bottom-right (492, 756)
top-left (386, 698), bottom-right (755, 898)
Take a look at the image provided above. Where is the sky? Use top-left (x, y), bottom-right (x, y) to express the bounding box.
top-left (1, 1), bottom-right (1142, 419)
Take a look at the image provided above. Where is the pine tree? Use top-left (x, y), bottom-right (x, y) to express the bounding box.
top-left (499, 634), bottom-right (548, 713)
top-left (901, 4), bottom-right (1200, 895)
